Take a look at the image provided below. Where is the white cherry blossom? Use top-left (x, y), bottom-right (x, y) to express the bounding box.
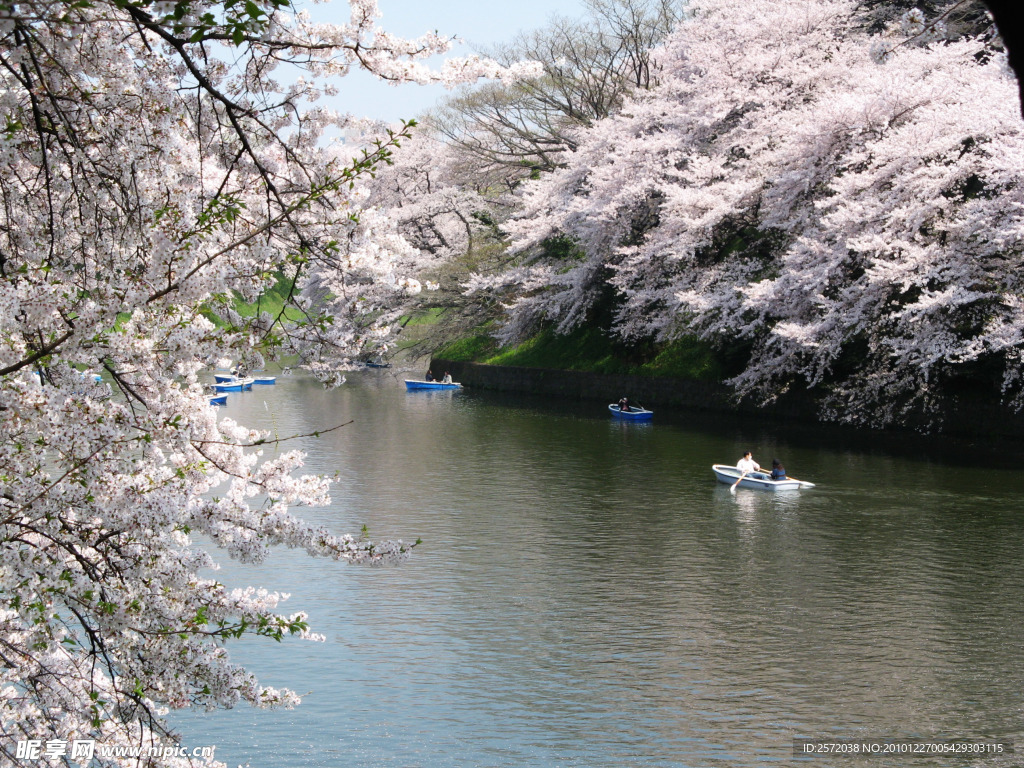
top-left (486, 0), bottom-right (1024, 428)
top-left (0, 0), bottom-right (522, 763)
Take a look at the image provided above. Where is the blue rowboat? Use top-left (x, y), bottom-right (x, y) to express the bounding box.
top-left (365, 360), bottom-right (391, 368)
top-left (214, 373), bottom-right (237, 383)
top-left (608, 404), bottom-right (653, 421)
top-left (209, 395), bottom-right (228, 405)
top-left (253, 376), bottom-right (276, 385)
top-left (213, 378), bottom-right (254, 392)
top-left (712, 464), bottom-right (813, 491)
top-left (405, 379), bottom-right (462, 391)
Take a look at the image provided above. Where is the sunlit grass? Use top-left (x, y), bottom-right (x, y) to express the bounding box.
top-left (438, 326), bottom-right (723, 381)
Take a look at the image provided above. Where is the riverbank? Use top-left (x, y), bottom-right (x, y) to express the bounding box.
top-left (429, 357), bottom-right (1024, 439)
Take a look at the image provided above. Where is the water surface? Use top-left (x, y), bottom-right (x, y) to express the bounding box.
top-left (177, 369), bottom-right (1024, 767)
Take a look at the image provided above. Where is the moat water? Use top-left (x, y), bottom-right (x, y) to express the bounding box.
top-left (177, 368), bottom-right (1024, 767)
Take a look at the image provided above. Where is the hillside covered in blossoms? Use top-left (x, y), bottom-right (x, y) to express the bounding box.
top-left (381, 0), bottom-right (1024, 430)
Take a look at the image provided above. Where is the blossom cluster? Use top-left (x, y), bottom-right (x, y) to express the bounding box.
top-left (0, 0), bottom-right (515, 763)
top-left (484, 0), bottom-right (1024, 427)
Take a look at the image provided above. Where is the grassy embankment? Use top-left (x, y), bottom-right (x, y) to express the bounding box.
top-left (222, 267), bottom-right (726, 383)
top-left (189, 275), bottom-right (306, 366)
top-left (420, 230), bottom-right (734, 380)
top-left (435, 324), bottom-right (728, 382)
top-left (227, 275), bottom-right (304, 323)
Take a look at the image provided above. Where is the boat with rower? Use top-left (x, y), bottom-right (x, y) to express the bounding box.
top-left (608, 404), bottom-right (653, 421)
top-left (712, 464), bottom-right (814, 491)
top-left (405, 379), bottom-right (462, 391)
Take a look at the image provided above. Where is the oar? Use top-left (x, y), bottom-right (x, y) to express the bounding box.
top-left (730, 472), bottom-right (746, 494)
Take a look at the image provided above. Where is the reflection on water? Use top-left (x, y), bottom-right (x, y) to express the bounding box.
top-left (176, 370), bottom-right (1024, 767)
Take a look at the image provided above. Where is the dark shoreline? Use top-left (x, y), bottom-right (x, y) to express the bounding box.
top-left (429, 357), bottom-right (1024, 444)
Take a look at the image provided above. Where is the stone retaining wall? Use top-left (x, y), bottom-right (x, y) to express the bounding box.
top-left (429, 358), bottom-right (815, 418)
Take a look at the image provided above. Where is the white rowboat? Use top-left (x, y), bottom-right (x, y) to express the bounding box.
top-left (712, 464), bottom-right (814, 491)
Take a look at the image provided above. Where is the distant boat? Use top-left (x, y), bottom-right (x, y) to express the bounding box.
top-left (364, 359), bottom-right (391, 368)
top-left (711, 464), bottom-right (814, 491)
top-left (608, 404), bottom-right (653, 421)
top-left (215, 372), bottom-right (274, 385)
top-left (209, 395), bottom-right (228, 405)
top-left (405, 379), bottom-right (462, 391)
top-left (213, 378), bottom-right (254, 392)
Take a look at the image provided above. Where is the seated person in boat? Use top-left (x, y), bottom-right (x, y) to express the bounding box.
top-left (425, 370), bottom-right (435, 381)
top-left (442, 371), bottom-right (453, 384)
top-left (770, 459), bottom-right (787, 480)
top-left (617, 396), bottom-right (630, 412)
top-left (737, 452), bottom-right (761, 475)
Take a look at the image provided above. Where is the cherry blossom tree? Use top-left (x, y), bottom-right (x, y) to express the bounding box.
top-left (0, 0), bottom-right (536, 763)
top-left (355, 125), bottom-right (527, 356)
top-left (363, 129), bottom-right (492, 263)
top-left (479, 0), bottom-right (1024, 428)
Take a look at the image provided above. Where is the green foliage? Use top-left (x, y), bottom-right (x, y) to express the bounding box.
top-left (540, 235), bottom-right (584, 262)
top-left (441, 326), bottom-right (724, 381)
top-left (436, 334), bottom-right (499, 361)
top-left (401, 307), bottom-right (446, 327)
top-left (471, 210), bottom-right (496, 227)
top-left (114, 0), bottom-right (296, 47)
top-left (484, 327), bottom-right (628, 373)
top-left (227, 272), bottom-right (303, 322)
top-left (635, 337), bottom-right (722, 380)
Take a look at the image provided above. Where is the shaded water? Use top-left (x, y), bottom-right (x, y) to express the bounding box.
top-left (177, 369), bottom-right (1024, 767)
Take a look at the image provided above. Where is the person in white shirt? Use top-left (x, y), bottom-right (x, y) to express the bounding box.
top-left (442, 371), bottom-right (453, 384)
top-left (737, 452), bottom-right (760, 474)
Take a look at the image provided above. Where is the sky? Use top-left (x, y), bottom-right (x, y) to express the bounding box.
top-left (316, 0), bottom-right (589, 122)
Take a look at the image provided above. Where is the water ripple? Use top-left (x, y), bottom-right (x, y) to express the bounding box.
top-left (177, 372), bottom-right (1024, 768)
